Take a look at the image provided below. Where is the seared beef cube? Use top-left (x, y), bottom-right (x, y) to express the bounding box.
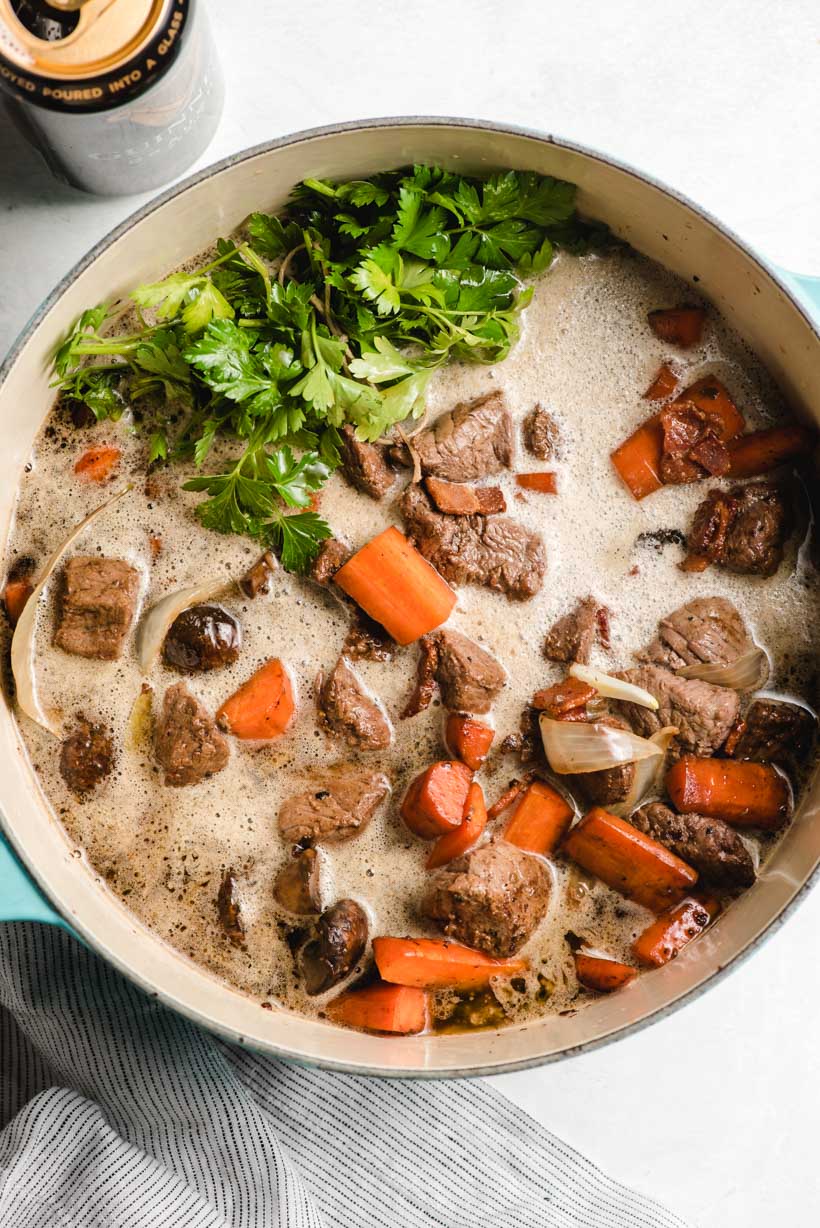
top-left (522, 405), bottom-right (559, 460)
top-left (617, 664), bottom-right (739, 758)
top-left (401, 485), bottom-right (545, 601)
top-left (154, 683), bottom-right (229, 787)
top-left (338, 425), bottom-right (395, 499)
top-left (217, 871), bottom-right (245, 945)
top-left (422, 839), bottom-right (550, 957)
top-left (572, 717), bottom-right (635, 807)
top-left (273, 847), bottom-right (322, 915)
top-left (317, 657), bottom-right (392, 750)
top-left (393, 391), bottom-right (513, 482)
top-left (730, 698), bottom-right (817, 767)
top-left (687, 482), bottom-right (792, 577)
top-left (309, 538), bottom-right (351, 586)
top-left (278, 768), bottom-right (389, 844)
top-left (632, 802), bottom-right (755, 888)
top-left (342, 610), bottom-right (395, 662)
top-left (543, 596), bottom-right (601, 665)
top-left (240, 551), bottom-right (277, 598)
top-left (638, 596), bottom-right (753, 671)
top-left (59, 716), bottom-right (114, 797)
top-left (55, 556), bottom-right (139, 659)
top-left (433, 628), bottom-right (505, 714)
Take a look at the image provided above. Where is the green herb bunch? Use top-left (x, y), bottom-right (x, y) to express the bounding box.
top-left (53, 165), bottom-right (604, 571)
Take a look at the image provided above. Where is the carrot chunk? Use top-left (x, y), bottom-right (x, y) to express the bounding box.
top-left (73, 445), bottom-right (121, 483)
top-left (444, 713), bottom-right (494, 770)
top-left (610, 416), bottom-right (665, 500)
top-left (400, 760), bottom-right (473, 839)
top-left (216, 658), bottom-right (294, 740)
top-left (726, 424), bottom-right (816, 478)
top-left (574, 953), bottom-right (638, 992)
top-left (373, 936), bottom-right (526, 989)
top-left (334, 527), bottom-right (455, 646)
top-left (426, 781), bottom-right (487, 868)
top-left (3, 578), bottom-right (33, 627)
top-left (327, 981), bottom-right (428, 1034)
top-left (647, 306), bottom-right (705, 348)
top-left (633, 894), bottom-right (721, 967)
top-left (516, 471), bottom-right (558, 494)
top-left (504, 780), bottom-right (574, 856)
top-left (562, 807), bottom-right (698, 912)
top-left (531, 676), bottom-right (597, 718)
top-left (643, 362), bottom-right (680, 401)
top-left (665, 756), bottom-right (791, 830)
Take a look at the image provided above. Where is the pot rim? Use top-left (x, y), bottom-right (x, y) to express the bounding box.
top-left (2, 114), bottom-right (818, 1078)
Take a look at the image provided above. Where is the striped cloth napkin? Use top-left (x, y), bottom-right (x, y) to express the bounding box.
top-left (0, 924), bottom-right (690, 1228)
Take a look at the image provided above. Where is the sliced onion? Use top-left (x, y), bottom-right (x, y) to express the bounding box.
top-left (11, 487), bottom-right (132, 736)
top-left (539, 715), bottom-right (666, 775)
top-left (569, 662), bottom-right (659, 711)
top-left (677, 647), bottom-right (769, 690)
top-left (135, 579), bottom-right (227, 672)
top-left (610, 727), bottom-right (679, 817)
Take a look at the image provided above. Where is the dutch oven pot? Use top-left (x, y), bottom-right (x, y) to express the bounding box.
top-left (1, 119), bottom-right (818, 1076)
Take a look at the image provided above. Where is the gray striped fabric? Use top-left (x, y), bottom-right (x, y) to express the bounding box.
top-left (0, 924), bottom-right (691, 1227)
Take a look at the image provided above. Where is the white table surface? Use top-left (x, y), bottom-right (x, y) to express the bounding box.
top-left (1, 2), bottom-right (818, 1224)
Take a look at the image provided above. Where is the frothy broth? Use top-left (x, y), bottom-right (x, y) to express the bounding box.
top-left (4, 246), bottom-right (818, 1028)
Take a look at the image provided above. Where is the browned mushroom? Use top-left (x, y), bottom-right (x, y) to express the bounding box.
top-left (163, 604), bottom-right (241, 673)
top-left (217, 870), bottom-right (244, 946)
top-left (298, 898), bottom-right (368, 995)
top-left (273, 848), bottom-right (322, 915)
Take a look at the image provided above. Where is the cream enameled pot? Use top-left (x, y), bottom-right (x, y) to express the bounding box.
top-left (1, 118), bottom-right (818, 1077)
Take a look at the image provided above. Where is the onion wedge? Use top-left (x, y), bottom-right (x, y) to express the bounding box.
top-left (610, 727), bottom-right (678, 816)
top-left (135, 579), bottom-right (227, 672)
top-left (11, 487), bottom-right (132, 736)
top-left (539, 716), bottom-right (666, 775)
top-left (569, 663), bottom-right (659, 711)
top-left (677, 647), bottom-right (769, 691)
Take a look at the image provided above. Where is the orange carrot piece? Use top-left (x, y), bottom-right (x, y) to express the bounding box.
top-left (516, 471), bottom-right (557, 494)
top-left (726, 424), bottom-right (816, 478)
top-left (373, 936), bottom-right (526, 989)
top-left (334, 526), bottom-right (456, 646)
top-left (73, 445), bottom-right (121, 483)
top-left (426, 781), bottom-right (487, 868)
top-left (643, 362), bottom-right (680, 401)
top-left (674, 376), bottom-right (745, 440)
top-left (665, 756), bottom-right (791, 830)
top-left (562, 807), bottom-right (698, 912)
top-left (610, 416), bottom-right (665, 500)
top-left (444, 713), bottom-right (494, 770)
top-left (647, 306), bottom-right (705, 348)
top-left (634, 895), bottom-right (721, 967)
top-left (216, 658), bottom-right (294, 740)
top-left (400, 760), bottom-right (473, 839)
top-left (3, 578), bottom-right (33, 627)
top-left (327, 981), bottom-right (429, 1034)
top-left (574, 953), bottom-right (638, 992)
top-left (504, 780), bottom-right (574, 856)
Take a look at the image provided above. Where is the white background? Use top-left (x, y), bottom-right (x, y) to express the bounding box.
top-left (1, 2), bottom-right (818, 1224)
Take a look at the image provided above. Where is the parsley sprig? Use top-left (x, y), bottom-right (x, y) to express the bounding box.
top-left (52, 165), bottom-right (606, 571)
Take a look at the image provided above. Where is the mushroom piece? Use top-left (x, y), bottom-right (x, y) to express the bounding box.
top-left (273, 848), bottom-right (322, 915)
top-left (298, 898), bottom-right (368, 995)
top-left (217, 870), bottom-right (245, 946)
top-left (163, 604), bottom-right (242, 673)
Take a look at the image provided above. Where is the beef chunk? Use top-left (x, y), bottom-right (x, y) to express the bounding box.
top-left (401, 484), bottom-right (545, 601)
top-left (637, 597), bottom-right (754, 671)
top-left (522, 405), bottom-right (559, 460)
top-left (632, 802), bottom-right (755, 888)
top-left (433, 628), bottom-right (505, 714)
top-left (59, 716), bottom-right (114, 797)
top-left (424, 476), bottom-right (506, 516)
top-left (240, 551), bottom-right (277, 598)
top-left (617, 664), bottom-right (739, 758)
top-left (422, 839), bottom-right (550, 957)
top-left (687, 482), bottom-right (792, 577)
top-left (572, 716), bottom-right (635, 807)
top-left (339, 425), bottom-right (395, 499)
top-left (278, 768), bottom-right (390, 844)
top-left (730, 698), bottom-right (817, 768)
top-left (393, 391), bottom-right (513, 482)
top-left (217, 871), bottom-right (245, 945)
top-left (658, 403), bottom-right (730, 485)
top-left (163, 604), bottom-right (241, 673)
top-left (273, 848), bottom-right (322, 915)
top-left (154, 682), bottom-right (229, 787)
top-left (299, 899), bottom-right (368, 995)
top-left (543, 596), bottom-right (604, 665)
top-left (309, 538), bottom-right (351, 586)
top-left (343, 610), bottom-right (395, 662)
top-left (55, 556), bottom-right (139, 659)
top-left (317, 657), bottom-right (391, 750)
